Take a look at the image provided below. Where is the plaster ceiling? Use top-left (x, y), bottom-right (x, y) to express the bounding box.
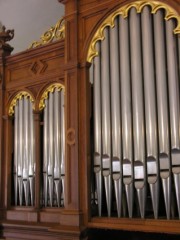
top-left (0, 0), bottom-right (64, 54)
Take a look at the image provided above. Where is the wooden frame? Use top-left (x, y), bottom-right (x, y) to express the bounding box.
top-left (0, 0), bottom-right (179, 239)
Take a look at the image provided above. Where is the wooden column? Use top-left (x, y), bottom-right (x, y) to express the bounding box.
top-left (0, 42), bottom-right (13, 215)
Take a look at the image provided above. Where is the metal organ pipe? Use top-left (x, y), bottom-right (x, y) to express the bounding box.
top-left (110, 17), bottom-right (122, 218)
top-left (166, 19), bottom-right (180, 218)
top-left (93, 41), bottom-right (102, 216)
top-left (101, 27), bottom-right (112, 217)
top-left (43, 87), bottom-right (65, 207)
top-left (43, 99), bottom-right (49, 207)
top-left (13, 96), bottom-right (35, 206)
top-left (14, 104), bottom-right (19, 206)
top-left (60, 89), bottom-right (65, 205)
top-left (18, 98), bottom-right (24, 206)
top-left (23, 97), bottom-right (30, 206)
top-left (119, 15), bottom-right (133, 218)
top-left (130, 7), bottom-right (146, 218)
top-left (154, 10), bottom-right (171, 219)
top-left (141, 6), bottom-right (159, 219)
top-left (91, 5), bottom-right (180, 220)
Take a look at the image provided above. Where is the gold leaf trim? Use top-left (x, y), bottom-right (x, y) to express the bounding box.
top-left (8, 91), bottom-right (35, 116)
top-left (39, 83), bottom-right (65, 110)
top-left (87, 0), bottom-right (180, 63)
top-left (29, 17), bottom-right (65, 49)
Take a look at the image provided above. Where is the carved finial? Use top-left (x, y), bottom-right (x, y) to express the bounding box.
top-left (0, 26), bottom-right (14, 46)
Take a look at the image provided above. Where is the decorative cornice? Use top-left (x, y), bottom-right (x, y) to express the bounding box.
top-left (39, 83), bottom-right (65, 110)
top-left (8, 91), bottom-right (35, 116)
top-left (87, 0), bottom-right (180, 63)
top-left (29, 17), bottom-right (65, 49)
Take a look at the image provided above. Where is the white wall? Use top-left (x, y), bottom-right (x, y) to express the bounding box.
top-left (0, 0), bottom-right (64, 54)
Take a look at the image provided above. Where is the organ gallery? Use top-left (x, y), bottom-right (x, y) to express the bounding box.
top-left (0, 0), bottom-right (179, 239)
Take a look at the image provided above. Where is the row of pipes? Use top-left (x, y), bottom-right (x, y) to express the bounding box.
top-left (13, 87), bottom-right (65, 207)
top-left (90, 7), bottom-right (180, 219)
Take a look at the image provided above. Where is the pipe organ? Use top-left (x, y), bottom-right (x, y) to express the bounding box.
top-left (11, 93), bottom-right (35, 206)
top-left (90, 6), bottom-right (180, 220)
top-left (41, 85), bottom-right (65, 207)
top-left (0, 0), bottom-right (180, 239)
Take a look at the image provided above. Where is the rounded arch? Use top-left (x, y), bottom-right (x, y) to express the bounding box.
top-left (8, 91), bottom-right (35, 116)
top-left (86, 0), bottom-right (180, 63)
top-left (38, 82), bottom-right (65, 111)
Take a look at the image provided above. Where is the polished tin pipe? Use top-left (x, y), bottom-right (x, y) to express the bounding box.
top-left (93, 41), bottom-right (103, 216)
top-left (166, 19), bottom-right (180, 218)
top-left (60, 89), bottom-right (65, 205)
top-left (48, 92), bottom-right (54, 207)
top-left (154, 10), bottom-right (171, 219)
top-left (110, 18), bottom-right (122, 217)
top-left (43, 99), bottom-right (49, 207)
top-left (18, 98), bottom-right (24, 206)
top-left (14, 104), bottom-right (19, 205)
top-left (130, 7), bottom-right (146, 218)
top-left (101, 27), bottom-right (112, 217)
top-left (54, 89), bottom-right (61, 207)
top-left (141, 6), bottom-right (159, 219)
top-left (119, 14), bottom-right (133, 218)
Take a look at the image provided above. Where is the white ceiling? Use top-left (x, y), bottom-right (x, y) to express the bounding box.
top-left (0, 0), bottom-right (64, 54)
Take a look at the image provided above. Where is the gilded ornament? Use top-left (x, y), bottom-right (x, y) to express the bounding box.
top-left (29, 17), bottom-right (65, 49)
top-left (87, 0), bottom-right (180, 62)
top-left (39, 83), bottom-right (65, 110)
top-left (8, 91), bottom-right (35, 116)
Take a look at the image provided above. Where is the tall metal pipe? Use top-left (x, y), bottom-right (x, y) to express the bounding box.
top-left (141, 6), bottom-right (159, 219)
top-left (14, 104), bottom-right (19, 205)
top-left (29, 100), bottom-right (35, 206)
top-left (101, 27), bottom-right (112, 217)
top-left (119, 14), bottom-right (133, 218)
top-left (93, 41), bottom-right (103, 216)
top-left (23, 97), bottom-right (29, 206)
top-left (18, 98), bottom-right (24, 206)
top-left (110, 17), bottom-right (122, 217)
top-left (60, 89), bottom-right (65, 205)
top-left (166, 18), bottom-right (180, 218)
top-left (154, 10), bottom-right (171, 219)
top-left (54, 89), bottom-right (61, 206)
top-left (48, 92), bottom-right (54, 207)
top-left (130, 7), bottom-right (146, 218)
top-left (43, 99), bottom-right (49, 207)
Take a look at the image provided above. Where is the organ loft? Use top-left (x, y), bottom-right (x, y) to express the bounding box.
top-left (0, 0), bottom-right (179, 239)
